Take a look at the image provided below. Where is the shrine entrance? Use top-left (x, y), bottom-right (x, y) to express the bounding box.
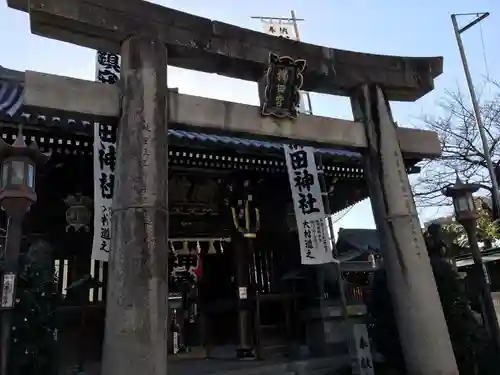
top-left (2, 0), bottom-right (455, 373)
top-left (164, 167), bottom-right (309, 359)
top-left (169, 238), bottom-right (237, 354)
top-left (0, 61), bottom-right (440, 374)
top-left (0, 73), bottom-right (427, 371)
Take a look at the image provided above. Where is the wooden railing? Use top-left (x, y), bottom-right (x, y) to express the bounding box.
top-left (53, 258), bottom-right (107, 305)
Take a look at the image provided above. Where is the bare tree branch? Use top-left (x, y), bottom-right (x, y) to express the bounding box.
top-left (411, 79), bottom-right (500, 211)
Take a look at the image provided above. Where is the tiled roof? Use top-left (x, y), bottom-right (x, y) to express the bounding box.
top-left (0, 75), bottom-right (361, 160)
top-left (336, 228), bottom-right (380, 254)
top-left (168, 129), bottom-right (361, 158)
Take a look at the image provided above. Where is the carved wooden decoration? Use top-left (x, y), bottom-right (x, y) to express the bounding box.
top-left (168, 173), bottom-right (230, 237)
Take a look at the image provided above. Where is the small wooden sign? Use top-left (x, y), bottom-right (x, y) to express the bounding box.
top-left (351, 324), bottom-right (375, 375)
top-left (261, 53), bottom-right (306, 119)
top-left (1, 272), bottom-right (16, 309)
top-left (238, 287), bottom-right (248, 300)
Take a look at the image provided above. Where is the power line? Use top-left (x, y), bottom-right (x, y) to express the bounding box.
top-left (250, 16), bottom-right (304, 23)
top-left (478, 20), bottom-right (490, 79)
top-left (331, 206), bottom-right (354, 225)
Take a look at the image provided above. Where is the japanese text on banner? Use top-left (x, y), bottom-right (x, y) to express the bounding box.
top-left (92, 122), bottom-right (117, 261)
top-left (261, 21), bottom-right (296, 40)
top-left (95, 51), bottom-right (121, 84)
top-left (92, 50), bottom-right (121, 262)
top-left (284, 145), bottom-right (335, 265)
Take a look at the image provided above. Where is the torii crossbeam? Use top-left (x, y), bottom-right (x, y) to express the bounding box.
top-left (20, 70), bottom-right (440, 157)
top-left (9, 0), bottom-right (442, 101)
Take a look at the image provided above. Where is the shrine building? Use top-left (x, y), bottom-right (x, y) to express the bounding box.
top-left (0, 64), bottom-right (427, 374)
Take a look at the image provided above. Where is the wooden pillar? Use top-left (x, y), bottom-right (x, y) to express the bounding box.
top-left (230, 178), bottom-right (256, 358)
top-left (101, 37), bottom-right (168, 375)
top-left (234, 234), bottom-right (254, 358)
top-left (351, 84), bottom-right (459, 375)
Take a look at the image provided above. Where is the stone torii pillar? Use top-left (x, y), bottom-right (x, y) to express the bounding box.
top-left (351, 85), bottom-right (459, 375)
top-left (101, 36), bottom-right (169, 375)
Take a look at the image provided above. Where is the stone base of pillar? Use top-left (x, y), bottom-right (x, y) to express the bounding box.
top-left (236, 348), bottom-right (256, 360)
top-left (301, 302), bottom-right (366, 357)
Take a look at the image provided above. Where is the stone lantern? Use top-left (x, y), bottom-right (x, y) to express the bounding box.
top-left (442, 175), bottom-right (500, 357)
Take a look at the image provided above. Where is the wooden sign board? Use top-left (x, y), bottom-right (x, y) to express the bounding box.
top-left (1, 272), bottom-right (16, 309)
top-left (261, 53), bottom-right (306, 119)
top-left (350, 324), bottom-right (375, 375)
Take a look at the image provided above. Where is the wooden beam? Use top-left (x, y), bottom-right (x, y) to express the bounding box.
top-left (7, 0), bottom-right (443, 102)
top-left (22, 71), bottom-right (441, 158)
top-left (340, 261), bottom-right (380, 272)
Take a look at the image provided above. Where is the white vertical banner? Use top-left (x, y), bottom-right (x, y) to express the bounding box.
top-left (95, 51), bottom-right (121, 83)
top-left (352, 324), bottom-right (375, 375)
top-left (1, 273), bottom-right (16, 309)
top-left (92, 51), bottom-right (121, 262)
top-left (299, 92), bottom-right (312, 114)
top-left (284, 145), bottom-right (335, 265)
top-left (92, 122), bottom-right (116, 261)
top-left (262, 21), bottom-right (296, 39)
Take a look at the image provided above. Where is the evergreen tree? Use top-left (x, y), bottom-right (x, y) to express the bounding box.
top-left (368, 225), bottom-right (497, 374)
top-left (429, 253), bottom-right (496, 375)
top-left (6, 239), bottom-right (59, 375)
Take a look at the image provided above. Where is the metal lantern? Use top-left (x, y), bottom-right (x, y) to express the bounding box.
top-left (1, 159), bottom-right (35, 189)
top-left (230, 196), bottom-right (260, 239)
top-left (0, 130), bottom-right (50, 217)
top-left (442, 175), bottom-right (500, 354)
top-left (0, 128), bottom-right (50, 375)
top-left (228, 180), bottom-right (260, 239)
top-left (442, 175), bottom-right (479, 224)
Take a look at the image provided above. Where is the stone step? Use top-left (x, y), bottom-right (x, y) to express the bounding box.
top-left (259, 343), bottom-right (287, 359)
top-left (210, 356), bottom-right (350, 375)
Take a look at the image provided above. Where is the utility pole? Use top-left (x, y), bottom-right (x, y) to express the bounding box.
top-left (452, 12), bottom-right (500, 356)
top-left (451, 12), bottom-right (500, 219)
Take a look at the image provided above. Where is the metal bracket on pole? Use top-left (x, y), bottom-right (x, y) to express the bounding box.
top-left (455, 12), bottom-right (490, 34)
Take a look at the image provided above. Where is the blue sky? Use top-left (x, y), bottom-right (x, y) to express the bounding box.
top-left (1, 0), bottom-right (499, 232)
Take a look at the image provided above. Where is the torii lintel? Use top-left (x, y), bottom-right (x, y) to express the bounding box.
top-left (7, 0), bottom-right (442, 102)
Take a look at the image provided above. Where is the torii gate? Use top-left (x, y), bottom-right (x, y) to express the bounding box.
top-left (6, 1), bottom-right (458, 375)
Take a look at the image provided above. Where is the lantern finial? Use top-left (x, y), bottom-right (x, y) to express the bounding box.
top-left (454, 170), bottom-right (465, 186)
top-left (12, 124), bottom-right (27, 148)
